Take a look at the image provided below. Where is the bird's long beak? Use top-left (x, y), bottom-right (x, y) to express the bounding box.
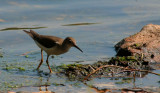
top-left (74, 45), bottom-right (83, 53)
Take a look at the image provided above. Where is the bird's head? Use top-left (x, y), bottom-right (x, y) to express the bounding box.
top-left (64, 37), bottom-right (83, 53)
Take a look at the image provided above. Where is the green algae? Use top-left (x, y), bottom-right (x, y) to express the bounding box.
top-left (4, 65), bottom-right (26, 71)
top-left (25, 55), bottom-right (29, 58)
top-left (115, 56), bottom-right (137, 62)
top-left (18, 67), bottom-right (26, 71)
top-left (55, 56), bottom-right (152, 81)
top-left (2, 60), bottom-right (36, 72)
top-left (131, 43), bottom-right (143, 49)
top-left (52, 83), bottom-right (65, 86)
top-left (0, 53), bottom-right (3, 57)
top-left (56, 63), bottom-right (83, 72)
top-left (115, 78), bottom-right (132, 84)
top-left (1, 80), bottom-right (23, 91)
top-left (0, 48), bottom-right (3, 58)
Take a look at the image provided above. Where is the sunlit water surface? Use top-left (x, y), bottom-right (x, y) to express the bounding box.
top-left (0, 0), bottom-right (160, 92)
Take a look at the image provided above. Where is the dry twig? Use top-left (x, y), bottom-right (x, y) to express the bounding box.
top-left (83, 65), bottom-right (160, 81)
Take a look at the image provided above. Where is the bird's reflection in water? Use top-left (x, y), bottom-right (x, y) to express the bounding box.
top-left (84, 73), bottom-right (149, 93)
top-left (37, 71), bottom-right (55, 93)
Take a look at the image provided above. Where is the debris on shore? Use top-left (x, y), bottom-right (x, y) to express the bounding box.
top-left (56, 56), bottom-right (157, 81)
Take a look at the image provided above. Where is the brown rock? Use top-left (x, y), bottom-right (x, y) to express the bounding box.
top-left (115, 24), bottom-right (160, 62)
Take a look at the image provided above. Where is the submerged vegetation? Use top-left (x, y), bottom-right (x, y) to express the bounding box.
top-left (0, 46), bottom-right (159, 92)
top-left (0, 50), bottom-right (159, 92)
top-left (1, 60), bottom-right (36, 72)
top-left (0, 27), bottom-right (47, 31)
top-left (0, 48), bottom-right (3, 58)
top-left (4, 65), bottom-right (26, 71)
top-left (62, 22), bottom-right (100, 26)
top-left (56, 56), bottom-right (157, 81)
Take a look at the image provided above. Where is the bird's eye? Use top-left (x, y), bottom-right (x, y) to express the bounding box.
top-left (69, 40), bottom-right (72, 43)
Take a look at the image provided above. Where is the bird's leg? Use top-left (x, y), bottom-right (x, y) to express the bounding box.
top-left (46, 55), bottom-right (53, 73)
top-left (37, 49), bottom-right (43, 70)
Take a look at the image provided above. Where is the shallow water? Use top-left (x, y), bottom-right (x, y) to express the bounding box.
top-left (0, 0), bottom-right (160, 92)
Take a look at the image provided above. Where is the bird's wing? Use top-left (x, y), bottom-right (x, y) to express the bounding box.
top-left (24, 30), bottom-right (63, 48)
top-left (35, 35), bottom-right (63, 48)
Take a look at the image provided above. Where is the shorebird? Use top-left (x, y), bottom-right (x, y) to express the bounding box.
top-left (23, 30), bottom-right (83, 73)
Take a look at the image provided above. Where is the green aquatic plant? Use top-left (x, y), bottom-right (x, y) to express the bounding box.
top-left (25, 55), bottom-right (29, 58)
top-left (57, 63), bottom-right (83, 70)
top-left (115, 56), bottom-right (137, 62)
top-left (131, 43), bottom-right (143, 49)
top-left (5, 66), bottom-right (26, 71)
top-left (5, 66), bottom-right (13, 70)
top-left (115, 78), bottom-right (132, 84)
top-left (52, 82), bottom-right (65, 86)
top-left (18, 67), bottom-right (26, 71)
top-left (0, 53), bottom-right (3, 57)
top-left (0, 48), bottom-right (3, 57)
top-left (2, 81), bottom-right (23, 91)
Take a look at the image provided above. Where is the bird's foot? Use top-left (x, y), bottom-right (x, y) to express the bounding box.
top-left (50, 70), bottom-right (53, 73)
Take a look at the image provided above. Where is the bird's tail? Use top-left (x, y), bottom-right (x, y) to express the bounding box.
top-left (23, 30), bottom-right (39, 39)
